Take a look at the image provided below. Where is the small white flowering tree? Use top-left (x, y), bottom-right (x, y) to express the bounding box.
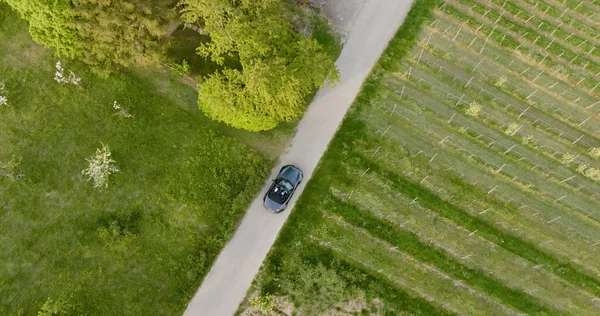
top-left (54, 61), bottom-right (81, 85)
top-left (0, 83), bottom-right (8, 107)
top-left (112, 101), bottom-right (133, 118)
top-left (82, 144), bottom-right (119, 189)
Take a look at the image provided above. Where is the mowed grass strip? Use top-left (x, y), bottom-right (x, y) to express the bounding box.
top-left (324, 194), bottom-right (559, 315)
top-left (345, 146), bottom-right (600, 298)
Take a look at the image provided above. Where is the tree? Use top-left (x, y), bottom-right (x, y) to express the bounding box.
top-left (81, 143), bottom-right (119, 189)
top-left (4, 0), bottom-right (175, 75)
top-left (69, 0), bottom-right (176, 76)
top-left (181, 0), bottom-right (339, 131)
top-left (3, 0), bottom-right (80, 57)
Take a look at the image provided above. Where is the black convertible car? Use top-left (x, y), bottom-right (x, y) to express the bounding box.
top-left (263, 165), bottom-right (303, 213)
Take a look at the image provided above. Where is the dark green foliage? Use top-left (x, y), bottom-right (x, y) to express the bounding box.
top-left (3, 0), bottom-right (79, 57)
top-left (3, 0), bottom-right (176, 75)
top-left (180, 0), bottom-right (339, 131)
top-left (70, 0), bottom-right (176, 76)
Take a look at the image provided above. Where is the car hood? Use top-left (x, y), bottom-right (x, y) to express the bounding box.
top-left (279, 166), bottom-right (301, 185)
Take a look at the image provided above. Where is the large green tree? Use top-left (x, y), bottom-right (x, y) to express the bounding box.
top-left (181, 0), bottom-right (339, 131)
top-left (70, 0), bottom-right (176, 75)
top-left (3, 0), bottom-right (175, 75)
top-left (2, 0), bottom-right (79, 57)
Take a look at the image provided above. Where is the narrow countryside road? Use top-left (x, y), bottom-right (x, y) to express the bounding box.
top-left (184, 1), bottom-right (415, 315)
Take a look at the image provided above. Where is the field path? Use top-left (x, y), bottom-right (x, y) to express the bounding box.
top-left (184, 1), bottom-right (414, 315)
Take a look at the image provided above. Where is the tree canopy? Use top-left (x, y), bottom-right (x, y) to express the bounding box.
top-left (3, 0), bottom-right (80, 57)
top-left (5, 0), bottom-right (339, 130)
top-left (4, 0), bottom-right (175, 75)
top-left (181, 0), bottom-right (339, 131)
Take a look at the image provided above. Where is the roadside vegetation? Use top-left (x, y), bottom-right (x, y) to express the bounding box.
top-left (240, 0), bottom-right (600, 314)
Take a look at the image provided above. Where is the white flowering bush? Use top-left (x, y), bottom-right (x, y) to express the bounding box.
top-left (54, 61), bottom-right (81, 85)
top-left (585, 167), bottom-right (600, 181)
top-left (521, 135), bottom-right (534, 145)
top-left (112, 101), bottom-right (133, 118)
top-left (504, 122), bottom-right (520, 136)
top-left (494, 75), bottom-right (508, 87)
top-left (560, 153), bottom-right (576, 165)
top-left (82, 144), bottom-right (119, 189)
top-left (466, 101), bottom-right (482, 117)
top-left (0, 83), bottom-right (7, 107)
top-left (590, 147), bottom-right (600, 159)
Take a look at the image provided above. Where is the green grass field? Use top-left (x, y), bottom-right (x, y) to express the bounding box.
top-left (0, 4), bottom-right (273, 314)
top-left (1, 2), bottom-right (341, 314)
top-left (240, 0), bottom-right (600, 314)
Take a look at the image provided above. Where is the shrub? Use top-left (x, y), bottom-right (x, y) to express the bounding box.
top-left (589, 147), bottom-right (600, 159)
top-left (494, 75), bottom-right (508, 87)
top-left (521, 135), bottom-right (534, 145)
top-left (584, 168), bottom-right (600, 181)
top-left (37, 297), bottom-right (74, 316)
top-left (560, 153), bottom-right (576, 165)
top-left (466, 101), bottom-right (482, 117)
top-left (250, 294), bottom-right (275, 315)
top-left (171, 60), bottom-right (191, 77)
top-left (282, 263), bottom-right (362, 313)
top-left (81, 144), bottom-right (119, 189)
top-left (504, 122), bottom-right (521, 136)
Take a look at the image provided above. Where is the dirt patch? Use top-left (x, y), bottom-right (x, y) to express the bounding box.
top-left (1, 32), bottom-right (46, 69)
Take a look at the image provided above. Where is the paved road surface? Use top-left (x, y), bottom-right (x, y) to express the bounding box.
top-left (184, 1), bottom-right (414, 315)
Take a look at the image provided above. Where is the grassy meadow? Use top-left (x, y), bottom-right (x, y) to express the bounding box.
top-left (1, 1), bottom-right (342, 313)
top-left (240, 0), bottom-right (600, 315)
top-left (0, 4), bottom-right (274, 314)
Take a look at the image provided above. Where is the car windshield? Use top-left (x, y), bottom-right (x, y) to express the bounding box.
top-left (268, 180), bottom-right (293, 204)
